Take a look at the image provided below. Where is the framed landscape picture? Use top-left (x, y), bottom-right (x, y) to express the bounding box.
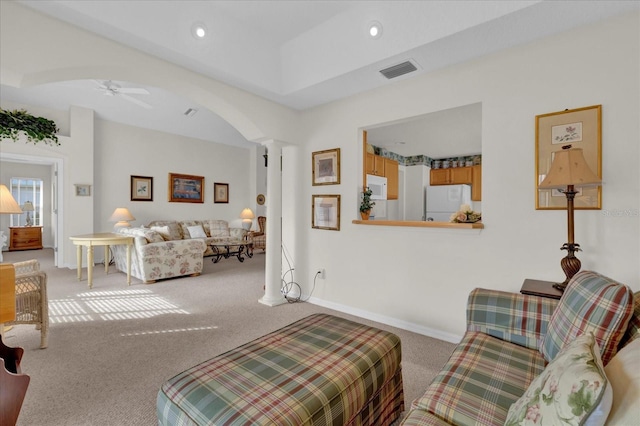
top-left (214, 182), bottom-right (229, 203)
top-left (312, 194), bottom-right (340, 230)
top-left (312, 148), bottom-right (340, 185)
top-left (535, 105), bottom-right (602, 210)
top-left (130, 175), bottom-right (153, 201)
top-left (168, 173), bottom-right (204, 203)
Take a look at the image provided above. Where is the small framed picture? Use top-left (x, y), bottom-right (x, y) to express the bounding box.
top-left (130, 175), bottom-right (153, 201)
top-left (214, 182), bottom-right (229, 203)
top-left (168, 173), bottom-right (204, 203)
top-left (312, 194), bottom-right (340, 231)
top-left (312, 148), bottom-right (340, 185)
top-left (75, 184), bottom-right (91, 196)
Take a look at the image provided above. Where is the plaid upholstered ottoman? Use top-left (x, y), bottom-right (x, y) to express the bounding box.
top-left (157, 314), bottom-right (404, 425)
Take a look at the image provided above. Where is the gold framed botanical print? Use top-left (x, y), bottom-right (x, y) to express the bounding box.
top-left (311, 194), bottom-right (340, 230)
top-left (312, 148), bottom-right (340, 186)
top-left (535, 105), bottom-right (602, 210)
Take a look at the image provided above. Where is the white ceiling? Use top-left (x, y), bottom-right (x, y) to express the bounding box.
top-left (2, 1), bottom-right (638, 155)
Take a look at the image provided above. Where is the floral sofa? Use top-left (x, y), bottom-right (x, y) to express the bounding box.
top-left (112, 227), bottom-right (206, 283)
top-left (401, 270), bottom-right (640, 426)
top-left (147, 220), bottom-right (247, 257)
top-left (111, 220), bottom-right (247, 283)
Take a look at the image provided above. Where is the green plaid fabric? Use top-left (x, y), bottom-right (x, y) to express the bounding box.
top-left (157, 314), bottom-right (403, 425)
top-left (466, 288), bottom-right (559, 350)
top-left (540, 270), bottom-right (634, 365)
top-left (410, 331), bottom-right (546, 426)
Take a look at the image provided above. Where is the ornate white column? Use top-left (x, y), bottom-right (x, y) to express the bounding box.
top-left (259, 140), bottom-right (286, 307)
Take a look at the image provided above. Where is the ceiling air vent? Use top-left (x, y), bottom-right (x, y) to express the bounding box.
top-left (379, 61), bottom-right (418, 80)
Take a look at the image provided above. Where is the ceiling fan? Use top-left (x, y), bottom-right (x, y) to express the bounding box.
top-left (94, 80), bottom-right (152, 109)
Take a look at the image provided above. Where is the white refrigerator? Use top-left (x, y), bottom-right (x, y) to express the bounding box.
top-left (425, 184), bottom-right (471, 222)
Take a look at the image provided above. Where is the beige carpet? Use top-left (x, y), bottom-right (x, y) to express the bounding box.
top-left (3, 249), bottom-right (455, 426)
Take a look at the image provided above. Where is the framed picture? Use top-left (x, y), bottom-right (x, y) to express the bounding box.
top-left (312, 194), bottom-right (340, 231)
top-left (168, 173), bottom-right (204, 203)
top-left (130, 175), bottom-right (153, 201)
top-left (214, 182), bottom-right (229, 203)
top-left (312, 148), bottom-right (340, 185)
top-left (74, 184), bottom-right (91, 196)
top-left (535, 105), bottom-right (602, 210)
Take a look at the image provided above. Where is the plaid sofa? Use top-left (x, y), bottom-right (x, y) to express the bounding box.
top-left (157, 313), bottom-right (404, 425)
top-left (401, 271), bottom-right (639, 426)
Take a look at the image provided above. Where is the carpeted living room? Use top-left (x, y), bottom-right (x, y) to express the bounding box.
top-left (2, 249), bottom-right (454, 425)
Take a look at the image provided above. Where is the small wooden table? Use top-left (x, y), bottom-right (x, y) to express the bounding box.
top-left (70, 233), bottom-right (133, 288)
top-left (520, 278), bottom-right (563, 300)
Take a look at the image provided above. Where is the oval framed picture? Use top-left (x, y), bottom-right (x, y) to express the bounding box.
top-left (256, 194), bottom-right (266, 205)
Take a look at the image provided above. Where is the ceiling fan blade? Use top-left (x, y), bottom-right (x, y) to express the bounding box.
top-left (116, 87), bottom-right (150, 95)
top-left (119, 93), bottom-right (153, 109)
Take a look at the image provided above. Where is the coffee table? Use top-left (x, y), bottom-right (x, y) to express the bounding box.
top-left (210, 240), bottom-right (253, 263)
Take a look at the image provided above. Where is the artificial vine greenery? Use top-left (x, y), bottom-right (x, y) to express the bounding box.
top-left (0, 108), bottom-right (60, 146)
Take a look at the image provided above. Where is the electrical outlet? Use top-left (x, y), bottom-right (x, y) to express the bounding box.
top-left (317, 268), bottom-right (325, 279)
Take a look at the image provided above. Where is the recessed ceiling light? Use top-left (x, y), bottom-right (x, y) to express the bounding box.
top-left (368, 21), bottom-right (383, 39)
top-left (191, 22), bottom-right (207, 39)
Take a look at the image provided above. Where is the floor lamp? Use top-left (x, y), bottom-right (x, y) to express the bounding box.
top-left (0, 184), bottom-right (23, 263)
top-left (538, 145), bottom-right (601, 291)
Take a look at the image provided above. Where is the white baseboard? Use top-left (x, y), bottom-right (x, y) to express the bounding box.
top-left (306, 296), bottom-right (462, 344)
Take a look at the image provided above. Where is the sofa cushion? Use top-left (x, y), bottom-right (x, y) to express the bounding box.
top-left (186, 224), bottom-right (206, 238)
top-left (603, 338), bottom-right (640, 425)
top-left (150, 226), bottom-right (172, 241)
top-left (142, 230), bottom-right (165, 243)
top-left (179, 220), bottom-right (203, 239)
top-left (411, 331), bottom-right (546, 426)
top-left (148, 221), bottom-right (183, 240)
top-left (540, 271), bottom-right (634, 365)
top-left (208, 220), bottom-right (230, 237)
top-left (505, 332), bottom-right (612, 426)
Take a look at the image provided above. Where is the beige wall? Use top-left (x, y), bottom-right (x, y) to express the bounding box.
top-left (1, 3), bottom-right (638, 341)
top-left (293, 11), bottom-right (640, 339)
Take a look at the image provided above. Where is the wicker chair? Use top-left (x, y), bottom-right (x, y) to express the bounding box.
top-left (5, 260), bottom-right (48, 349)
top-left (250, 216), bottom-right (266, 252)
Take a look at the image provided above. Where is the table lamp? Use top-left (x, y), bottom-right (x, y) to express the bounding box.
top-left (0, 184), bottom-right (23, 262)
top-left (240, 208), bottom-right (255, 230)
top-left (109, 207), bottom-right (135, 231)
top-left (22, 201), bottom-right (35, 226)
top-left (538, 145), bottom-right (601, 291)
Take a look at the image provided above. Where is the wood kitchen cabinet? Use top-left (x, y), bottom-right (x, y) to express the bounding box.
top-left (9, 226), bottom-right (43, 251)
top-left (365, 153), bottom-right (386, 176)
top-left (430, 167), bottom-right (473, 185)
top-left (471, 165), bottom-right (482, 201)
top-left (431, 165), bottom-right (482, 201)
top-left (385, 158), bottom-right (399, 200)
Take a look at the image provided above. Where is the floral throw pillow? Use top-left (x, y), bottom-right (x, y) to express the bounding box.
top-left (505, 332), bottom-right (612, 426)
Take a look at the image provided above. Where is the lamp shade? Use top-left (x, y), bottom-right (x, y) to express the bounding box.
top-left (539, 147), bottom-right (601, 189)
top-left (22, 201), bottom-right (35, 212)
top-left (240, 208), bottom-right (255, 220)
top-left (109, 207), bottom-right (135, 230)
top-left (0, 184), bottom-right (22, 214)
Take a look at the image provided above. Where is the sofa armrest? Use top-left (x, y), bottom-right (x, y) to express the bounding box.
top-left (466, 288), bottom-right (559, 350)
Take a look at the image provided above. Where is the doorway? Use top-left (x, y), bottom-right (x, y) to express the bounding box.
top-left (0, 153), bottom-right (64, 267)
